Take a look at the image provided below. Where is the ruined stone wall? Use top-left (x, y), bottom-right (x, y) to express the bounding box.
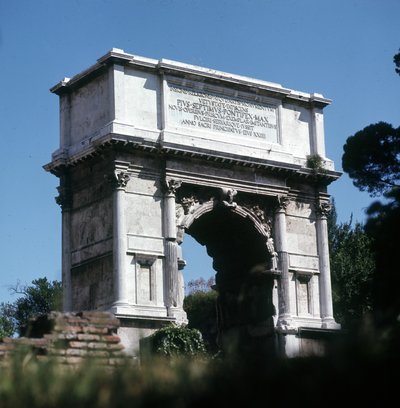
top-left (0, 312), bottom-right (125, 365)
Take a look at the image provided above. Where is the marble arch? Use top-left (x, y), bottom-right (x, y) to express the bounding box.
top-left (45, 49), bottom-right (341, 357)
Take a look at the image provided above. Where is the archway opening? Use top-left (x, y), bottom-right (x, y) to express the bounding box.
top-left (185, 205), bottom-right (276, 358)
top-left (182, 234), bottom-right (215, 295)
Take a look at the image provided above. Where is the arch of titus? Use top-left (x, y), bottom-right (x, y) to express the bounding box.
top-left (45, 49), bottom-right (340, 357)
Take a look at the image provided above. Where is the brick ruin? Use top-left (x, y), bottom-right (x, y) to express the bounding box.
top-left (0, 311), bottom-right (126, 365)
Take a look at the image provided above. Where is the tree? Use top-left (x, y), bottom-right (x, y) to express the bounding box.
top-left (183, 277), bottom-right (218, 354)
top-left (365, 188), bottom-right (400, 326)
top-left (0, 278), bottom-right (62, 337)
top-left (186, 277), bottom-right (215, 294)
top-left (0, 302), bottom-right (17, 338)
top-left (328, 203), bottom-right (375, 328)
top-left (394, 48), bottom-right (400, 76)
top-left (342, 122), bottom-right (400, 196)
top-left (341, 48), bottom-right (400, 327)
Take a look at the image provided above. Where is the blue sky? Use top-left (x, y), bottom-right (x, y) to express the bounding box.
top-left (0, 0), bottom-right (399, 303)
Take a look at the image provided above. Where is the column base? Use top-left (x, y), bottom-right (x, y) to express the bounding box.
top-left (167, 306), bottom-right (188, 325)
top-left (276, 315), bottom-right (298, 333)
top-left (110, 302), bottom-right (134, 316)
top-left (321, 317), bottom-right (341, 329)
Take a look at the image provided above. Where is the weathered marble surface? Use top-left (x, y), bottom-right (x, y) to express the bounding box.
top-left (46, 49), bottom-right (341, 357)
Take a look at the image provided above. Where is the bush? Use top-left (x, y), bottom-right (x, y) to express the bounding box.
top-left (145, 325), bottom-right (206, 358)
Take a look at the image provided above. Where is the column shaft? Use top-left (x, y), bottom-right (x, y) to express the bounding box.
top-left (164, 240), bottom-right (178, 309)
top-left (61, 209), bottom-right (72, 311)
top-left (113, 187), bottom-right (128, 306)
top-left (275, 208), bottom-right (293, 323)
top-left (163, 190), bottom-right (178, 313)
top-left (316, 215), bottom-right (334, 322)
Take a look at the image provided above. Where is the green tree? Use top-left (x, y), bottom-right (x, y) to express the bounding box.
top-left (184, 277), bottom-right (218, 354)
top-left (0, 278), bottom-right (62, 337)
top-left (341, 48), bottom-right (400, 327)
top-left (342, 122), bottom-right (400, 196)
top-left (394, 48), bottom-right (400, 75)
top-left (328, 204), bottom-right (375, 328)
top-left (0, 302), bottom-right (17, 338)
top-left (365, 188), bottom-right (400, 326)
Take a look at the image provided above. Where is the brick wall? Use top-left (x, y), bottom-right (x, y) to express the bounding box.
top-left (0, 311), bottom-right (125, 365)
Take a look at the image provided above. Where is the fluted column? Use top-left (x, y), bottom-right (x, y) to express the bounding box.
top-left (56, 183), bottom-right (72, 312)
top-left (316, 201), bottom-right (337, 327)
top-left (111, 170), bottom-right (130, 308)
top-left (274, 195), bottom-right (295, 329)
top-left (163, 179), bottom-right (182, 316)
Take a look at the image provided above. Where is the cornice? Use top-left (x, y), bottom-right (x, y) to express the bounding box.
top-left (50, 49), bottom-right (331, 108)
top-left (43, 133), bottom-right (341, 185)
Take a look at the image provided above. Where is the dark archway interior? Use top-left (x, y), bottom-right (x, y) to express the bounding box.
top-left (188, 207), bottom-right (268, 286)
top-left (187, 206), bottom-right (276, 356)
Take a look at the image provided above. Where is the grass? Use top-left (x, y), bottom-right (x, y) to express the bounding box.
top-left (1, 322), bottom-right (399, 408)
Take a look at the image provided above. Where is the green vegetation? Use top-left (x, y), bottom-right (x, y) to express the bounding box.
top-left (184, 278), bottom-right (218, 354)
top-left (328, 200), bottom-right (375, 328)
top-left (342, 121), bottom-right (399, 196)
top-left (341, 48), bottom-right (400, 327)
top-left (0, 278), bottom-right (62, 338)
top-left (144, 325), bottom-right (206, 358)
top-left (306, 153), bottom-right (326, 176)
top-left (0, 327), bottom-right (399, 408)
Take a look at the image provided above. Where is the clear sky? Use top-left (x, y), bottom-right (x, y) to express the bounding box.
top-left (0, 0), bottom-right (399, 303)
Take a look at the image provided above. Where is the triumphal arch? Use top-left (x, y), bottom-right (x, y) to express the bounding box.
top-left (45, 49), bottom-right (340, 357)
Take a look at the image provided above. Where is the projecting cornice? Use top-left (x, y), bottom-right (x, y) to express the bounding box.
top-left (43, 132), bottom-right (341, 185)
top-left (50, 48), bottom-right (331, 108)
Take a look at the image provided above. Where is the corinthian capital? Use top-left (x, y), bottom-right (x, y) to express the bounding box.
top-left (165, 179), bottom-right (182, 196)
top-left (275, 195), bottom-right (290, 212)
top-left (105, 171), bottom-right (130, 189)
top-left (316, 201), bottom-right (332, 218)
top-left (55, 186), bottom-right (72, 210)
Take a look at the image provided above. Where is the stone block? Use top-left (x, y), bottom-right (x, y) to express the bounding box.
top-left (101, 335), bottom-right (120, 343)
top-left (66, 348), bottom-right (88, 357)
top-left (77, 334), bottom-right (101, 342)
top-left (69, 341), bottom-right (89, 349)
top-left (82, 326), bottom-right (109, 334)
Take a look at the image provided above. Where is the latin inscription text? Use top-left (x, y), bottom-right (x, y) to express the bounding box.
top-left (168, 86), bottom-right (278, 142)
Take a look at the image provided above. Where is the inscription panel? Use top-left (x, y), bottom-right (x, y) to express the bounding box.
top-left (167, 84), bottom-right (279, 143)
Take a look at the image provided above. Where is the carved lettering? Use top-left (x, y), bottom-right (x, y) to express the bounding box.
top-left (168, 85), bottom-right (279, 143)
